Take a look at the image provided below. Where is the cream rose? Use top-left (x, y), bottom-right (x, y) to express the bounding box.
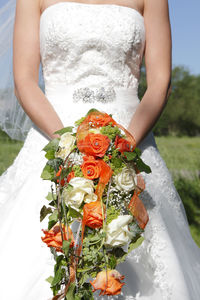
top-left (55, 132), bottom-right (76, 160)
top-left (63, 177), bottom-right (96, 210)
top-left (114, 167), bottom-right (137, 192)
top-left (105, 215), bottom-right (133, 247)
top-left (84, 193), bottom-right (98, 203)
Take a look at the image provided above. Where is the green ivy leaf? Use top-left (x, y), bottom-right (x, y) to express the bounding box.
top-left (123, 151), bottom-right (137, 161)
top-left (47, 158), bottom-right (63, 172)
top-left (46, 276), bottom-right (54, 285)
top-left (135, 157), bottom-right (152, 174)
top-left (43, 138), bottom-right (60, 152)
top-left (108, 254), bottom-right (117, 269)
top-left (40, 205), bottom-right (52, 222)
top-left (52, 266), bottom-right (63, 287)
top-left (134, 147), bottom-right (142, 156)
top-left (111, 247), bottom-right (127, 265)
top-left (46, 192), bottom-right (56, 201)
top-left (74, 117), bottom-right (86, 127)
top-left (45, 149), bottom-right (55, 160)
top-left (67, 206), bottom-right (82, 219)
top-left (86, 108), bottom-right (99, 115)
top-left (54, 127), bottom-right (74, 135)
top-left (62, 240), bottom-right (71, 257)
top-left (41, 164), bottom-right (55, 180)
top-left (128, 236), bottom-right (144, 253)
top-left (49, 210), bottom-right (58, 222)
top-left (48, 210), bottom-right (58, 229)
top-left (65, 282), bottom-right (76, 300)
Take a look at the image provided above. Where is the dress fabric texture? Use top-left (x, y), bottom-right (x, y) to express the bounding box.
top-left (0, 3), bottom-right (200, 300)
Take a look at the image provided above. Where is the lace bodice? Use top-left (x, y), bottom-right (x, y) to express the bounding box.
top-left (40, 2), bottom-right (145, 91)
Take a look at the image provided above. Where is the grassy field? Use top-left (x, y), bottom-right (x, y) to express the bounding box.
top-left (0, 130), bottom-right (199, 246)
top-left (155, 136), bottom-right (200, 178)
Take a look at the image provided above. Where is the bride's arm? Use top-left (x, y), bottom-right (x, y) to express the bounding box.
top-left (127, 0), bottom-right (172, 145)
top-left (13, 0), bottom-right (64, 140)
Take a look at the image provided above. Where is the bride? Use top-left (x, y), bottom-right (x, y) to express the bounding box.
top-left (0, 0), bottom-right (200, 299)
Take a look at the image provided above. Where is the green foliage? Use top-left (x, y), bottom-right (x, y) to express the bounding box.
top-left (65, 283), bottom-right (76, 299)
top-left (110, 156), bottom-right (124, 174)
top-left (75, 117), bottom-right (86, 126)
top-left (123, 151), bottom-right (137, 161)
top-left (134, 157), bottom-right (152, 174)
top-left (74, 283), bottom-right (94, 300)
top-left (67, 206), bottom-right (82, 219)
top-left (48, 210), bottom-right (58, 229)
top-left (106, 206), bottom-right (120, 224)
top-left (62, 240), bottom-right (71, 257)
top-left (123, 151), bottom-right (151, 174)
top-left (100, 125), bottom-right (121, 140)
top-left (41, 164), bottom-right (55, 180)
top-left (72, 165), bottom-right (83, 177)
top-left (54, 126), bottom-right (73, 135)
top-left (139, 65), bottom-right (200, 136)
top-left (40, 205), bottom-right (52, 222)
top-left (174, 176), bottom-right (200, 247)
top-left (42, 138), bottom-right (60, 152)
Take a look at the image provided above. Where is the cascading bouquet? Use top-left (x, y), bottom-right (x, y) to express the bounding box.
top-left (40, 109), bottom-right (151, 299)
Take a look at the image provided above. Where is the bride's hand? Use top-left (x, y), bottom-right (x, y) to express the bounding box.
top-left (13, 0), bottom-right (64, 140)
top-left (127, 0), bottom-right (172, 146)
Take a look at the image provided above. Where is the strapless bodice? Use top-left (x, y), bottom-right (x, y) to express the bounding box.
top-left (39, 2), bottom-right (145, 92)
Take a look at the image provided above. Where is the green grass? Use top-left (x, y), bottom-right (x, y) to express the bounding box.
top-left (0, 130), bottom-right (23, 175)
top-left (0, 130), bottom-right (199, 247)
top-left (156, 136), bottom-right (200, 247)
top-left (155, 136), bottom-right (200, 177)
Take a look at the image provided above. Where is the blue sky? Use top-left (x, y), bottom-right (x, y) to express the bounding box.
top-left (0, 0), bottom-right (200, 75)
top-left (169, 0), bottom-right (200, 74)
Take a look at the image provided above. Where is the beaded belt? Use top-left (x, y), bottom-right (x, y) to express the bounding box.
top-left (72, 86), bottom-right (116, 103)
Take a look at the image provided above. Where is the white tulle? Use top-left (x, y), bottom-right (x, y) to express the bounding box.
top-left (0, 2), bottom-right (200, 300)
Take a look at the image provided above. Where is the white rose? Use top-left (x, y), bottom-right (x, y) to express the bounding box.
top-left (84, 193), bottom-right (98, 203)
top-left (114, 167), bottom-right (137, 192)
top-left (55, 132), bottom-right (76, 160)
top-left (105, 215), bottom-right (133, 247)
top-left (63, 177), bottom-right (95, 210)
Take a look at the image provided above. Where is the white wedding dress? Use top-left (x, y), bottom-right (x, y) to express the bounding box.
top-left (0, 2), bottom-right (200, 300)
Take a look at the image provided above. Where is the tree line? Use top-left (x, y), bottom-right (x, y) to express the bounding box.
top-left (138, 65), bottom-right (200, 136)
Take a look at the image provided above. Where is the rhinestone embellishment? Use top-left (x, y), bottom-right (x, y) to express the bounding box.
top-left (72, 87), bottom-right (116, 103)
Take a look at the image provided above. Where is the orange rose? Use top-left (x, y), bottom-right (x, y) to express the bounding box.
top-left (90, 270), bottom-right (125, 295)
top-left (41, 224), bottom-right (74, 252)
top-left (77, 133), bottom-right (110, 157)
top-left (114, 135), bottom-right (133, 153)
top-left (81, 156), bottom-right (101, 180)
top-left (83, 201), bottom-right (105, 229)
top-left (86, 113), bottom-right (117, 128)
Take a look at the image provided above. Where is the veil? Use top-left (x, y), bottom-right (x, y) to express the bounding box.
top-left (0, 0), bottom-right (44, 141)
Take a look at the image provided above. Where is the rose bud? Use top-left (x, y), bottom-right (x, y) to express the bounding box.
top-left (41, 223), bottom-right (74, 252)
top-left (90, 270), bottom-right (125, 295)
top-left (83, 201), bottom-right (105, 229)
